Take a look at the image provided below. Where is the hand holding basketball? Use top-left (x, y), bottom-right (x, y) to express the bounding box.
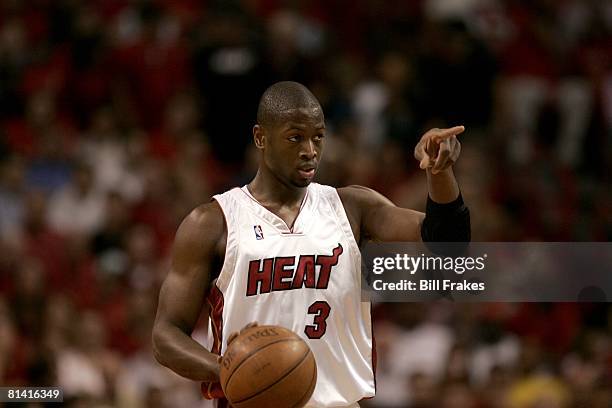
top-left (415, 126), bottom-right (464, 174)
top-left (226, 322), bottom-right (259, 346)
top-left (219, 325), bottom-right (317, 408)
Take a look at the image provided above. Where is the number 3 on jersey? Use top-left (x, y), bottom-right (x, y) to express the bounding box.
top-left (305, 301), bottom-right (331, 339)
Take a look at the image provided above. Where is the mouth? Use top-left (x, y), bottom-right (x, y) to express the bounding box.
top-left (297, 164), bottom-right (317, 179)
top-left (298, 168), bottom-right (315, 178)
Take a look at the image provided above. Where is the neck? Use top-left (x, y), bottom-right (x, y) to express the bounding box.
top-left (248, 167), bottom-right (307, 206)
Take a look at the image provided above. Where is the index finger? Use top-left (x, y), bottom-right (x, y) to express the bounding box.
top-left (432, 125), bottom-right (465, 142)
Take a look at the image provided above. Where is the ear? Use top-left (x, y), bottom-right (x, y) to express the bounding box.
top-left (253, 125), bottom-right (265, 150)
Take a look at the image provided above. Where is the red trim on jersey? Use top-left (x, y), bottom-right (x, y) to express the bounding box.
top-left (203, 284), bottom-right (228, 406)
top-left (207, 284), bottom-right (224, 354)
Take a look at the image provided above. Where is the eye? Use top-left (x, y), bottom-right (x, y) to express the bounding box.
top-left (313, 134), bottom-right (324, 142)
top-left (288, 135), bottom-right (300, 142)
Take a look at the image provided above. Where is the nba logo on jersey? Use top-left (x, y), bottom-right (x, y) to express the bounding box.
top-left (253, 225), bottom-right (264, 240)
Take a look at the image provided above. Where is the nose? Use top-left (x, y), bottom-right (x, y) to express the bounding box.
top-left (299, 139), bottom-right (317, 160)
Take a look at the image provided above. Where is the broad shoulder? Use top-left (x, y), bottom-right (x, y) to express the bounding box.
top-left (174, 201), bottom-right (226, 254)
top-left (337, 185), bottom-right (395, 209)
top-left (336, 185), bottom-right (396, 244)
top-left (185, 201), bottom-right (225, 231)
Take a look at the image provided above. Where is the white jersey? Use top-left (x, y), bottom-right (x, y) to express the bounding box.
top-left (207, 183), bottom-right (375, 407)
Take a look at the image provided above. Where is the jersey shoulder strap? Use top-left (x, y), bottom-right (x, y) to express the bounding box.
top-left (212, 188), bottom-right (243, 290)
top-left (313, 183), bottom-right (360, 254)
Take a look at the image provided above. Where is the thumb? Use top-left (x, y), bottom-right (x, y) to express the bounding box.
top-left (426, 137), bottom-right (437, 155)
top-left (419, 156), bottom-right (430, 169)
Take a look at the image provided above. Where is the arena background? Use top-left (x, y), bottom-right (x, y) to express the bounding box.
top-left (0, 0), bottom-right (610, 407)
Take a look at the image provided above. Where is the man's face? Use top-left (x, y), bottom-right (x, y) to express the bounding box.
top-left (259, 106), bottom-right (325, 188)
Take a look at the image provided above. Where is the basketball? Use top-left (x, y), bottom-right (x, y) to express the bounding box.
top-left (219, 325), bottom-right (317, 408)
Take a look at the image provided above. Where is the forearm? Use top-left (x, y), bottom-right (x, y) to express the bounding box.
top-left (426, 167), bottom-right (459, 203)
top-left (421, 167), bottom-right (470, 244)
top-left (152, 321), bottom-right (220, 382)
top-left (414, 126), bottom-right (468, 246)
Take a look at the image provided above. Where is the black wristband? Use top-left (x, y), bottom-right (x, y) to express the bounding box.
top-left (426, 194), bottom-right (466, 216)
top-left (421, 193), bottom-right (471, 245)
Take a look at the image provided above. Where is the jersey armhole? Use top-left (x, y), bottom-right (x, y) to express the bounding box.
top-left (211, 194), bottom-right (240, 292)
top-left (324, 186), bottom-right (361, 256)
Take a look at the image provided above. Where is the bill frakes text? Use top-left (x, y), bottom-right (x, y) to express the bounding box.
top-left (373, 279), bottom-right (485, 292)
top-left (370, 253), bottom-right (487, 293)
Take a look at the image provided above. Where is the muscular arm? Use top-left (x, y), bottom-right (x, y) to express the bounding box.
top-left (338, 185), bottom-right (424, 244)
top-left (338, 177), bottom-right (467, 245)
top-left (338, 127), bottom-right (468, 244)
top-left (152, 202), bottom-right (225, 382)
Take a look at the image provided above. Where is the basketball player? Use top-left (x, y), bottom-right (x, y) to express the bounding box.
top-left (152, 81), bottom-right (470, 406)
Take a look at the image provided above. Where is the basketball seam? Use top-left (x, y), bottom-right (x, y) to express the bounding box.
top-left (231, 345), bottom-right (311, 404)
top-left (289, 351), bottom-right (316, 408)
top-left (225, 338), bottom-right (304, 393)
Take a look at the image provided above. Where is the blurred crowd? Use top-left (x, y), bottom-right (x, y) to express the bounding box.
top-left (0, 0), bottom-right (610, 407)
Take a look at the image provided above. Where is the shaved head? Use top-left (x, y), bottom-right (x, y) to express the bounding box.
top-left (257, 81), bottom-right (323, 128)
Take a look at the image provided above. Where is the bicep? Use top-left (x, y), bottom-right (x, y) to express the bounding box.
top-left (155, 205), bottom-right (222, 334)
top-left (366, 205), bottom-right (424, 242)
top-left (340, 185), bottom-right (424, 243)
top-left (156, 262), bottom-right (211, 335)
